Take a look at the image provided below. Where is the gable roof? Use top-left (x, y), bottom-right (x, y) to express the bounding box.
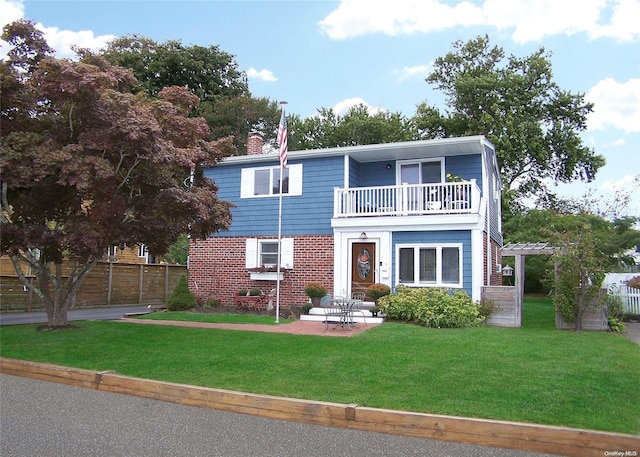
top-left (217, 135), bottom-right (495, 166)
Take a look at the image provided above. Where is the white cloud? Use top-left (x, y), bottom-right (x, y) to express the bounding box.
top-left (586, 78), bottom-right (640, 133)
top-left (0, 0), bottom-right (24, 26)
top-left (319, 0), bottom-right (483, 40)
top-left (599, 174), bottom-right (638, 191)
top-left (36, 25), bottom-right (115, 59)
top-left (591, 0), bottom-right (640, 41)
top-left (394, 63), bottom-right (432, 82)
top-left (319, 0), bottom-right (640, 43)
top-left (332, 97), bottom-right (385, 116)
top-left (0, 0), bottom-right (115, 60)
top-left (246, 67), bottom-right (278, 82)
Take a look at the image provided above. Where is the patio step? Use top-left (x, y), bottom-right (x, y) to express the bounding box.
top-left (299, 307), bottom-right (384, 325)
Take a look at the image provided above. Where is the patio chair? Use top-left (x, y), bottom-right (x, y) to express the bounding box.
top-left (322, 295), bottom-right (348, 332)
top-left (350, 291), bottom-right (367, 326)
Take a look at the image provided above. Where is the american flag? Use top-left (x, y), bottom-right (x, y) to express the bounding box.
top-left (277, 108), bottom-right (288, 168)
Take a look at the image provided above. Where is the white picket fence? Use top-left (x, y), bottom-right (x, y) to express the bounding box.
top-left (609, 284), bottom-right (640, 315)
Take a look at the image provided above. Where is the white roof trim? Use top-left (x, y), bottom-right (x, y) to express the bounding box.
top-left (218, 135), bottom-right (494, 166)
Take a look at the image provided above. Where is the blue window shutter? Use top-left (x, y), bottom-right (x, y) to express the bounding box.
top-left (245, 238), bottom-right (258, 268)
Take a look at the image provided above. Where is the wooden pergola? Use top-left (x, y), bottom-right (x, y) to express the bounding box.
top-left (500, 242), bottom-right (559, 326)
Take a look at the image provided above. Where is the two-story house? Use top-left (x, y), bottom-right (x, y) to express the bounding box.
top-left (188, 134), bottom-right (503, 307)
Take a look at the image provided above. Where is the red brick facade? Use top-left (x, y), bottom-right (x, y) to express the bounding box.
top-left (188, 235), bottom-right (334, 306)
top-left (483, 232), bottom-right (503, 286)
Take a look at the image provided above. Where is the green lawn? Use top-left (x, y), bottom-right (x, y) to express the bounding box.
top-left (1, 298), bottom-right (638, 434)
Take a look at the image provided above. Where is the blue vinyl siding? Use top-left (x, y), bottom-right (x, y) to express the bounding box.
top-left (206, 156), bottom-right (343, 237)
top-left (484, 145), bottom-right (503, 245)
top-left (445, 154), bottom-right (482, 192)
top-left (391, 230), bottom-right (473, 296)
top-left (358, 161), bottom-right (396, 187)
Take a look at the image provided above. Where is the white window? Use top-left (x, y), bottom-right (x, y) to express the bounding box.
top-left (396, 244), bottom-right (462, 287)
top-left (107, 246), bottom-right (117, 259)
top-left (398, 159), bottom-right (444, 184)
top-left (245, 238), bottom-right (294, 269)
top-left (240, 164), bottom-right (303, 198)
top-left (137, 244), bottom-right (148, 259)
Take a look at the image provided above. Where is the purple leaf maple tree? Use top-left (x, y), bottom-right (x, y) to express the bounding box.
top-left (1, 21), bottom-right (234, 328)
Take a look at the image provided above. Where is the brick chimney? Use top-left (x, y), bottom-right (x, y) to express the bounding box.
top-left (247, 131), bottom-right (264, 155)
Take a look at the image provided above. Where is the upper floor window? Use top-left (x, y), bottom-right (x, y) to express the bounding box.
top-left (398, 159), bottom-right (444, 185)
top-left (137, 244), bottom-right (148, 259)
top-left (396, 243), bottom-right (462, 288)
top-left (240, 164), bottom-right (303, 198)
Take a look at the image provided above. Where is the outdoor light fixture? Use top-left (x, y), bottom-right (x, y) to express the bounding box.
top-left (386, 163), bottom-right (392, 169)
top-left (359, 232), bottom-right (367, 239)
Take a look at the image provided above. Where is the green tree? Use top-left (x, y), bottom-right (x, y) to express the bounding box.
top-left (100, 35), bottom-right (248, 103)
top-left (0, 21), bottom-right (234, 328)
top-left (288, 104), bottom-right (417, 150)
top-left (162, 234), bottom-right (189, 265)
top-left (504, 210), bottom-right (640, 295)
top-left (414, 35), bottom-right (605, 213)
top-left (545, 225), bottom-right (608, 332)
top-left (100, 35), bottom-right (281, 155)
top-left (201, 96), bottom-right (281, 155)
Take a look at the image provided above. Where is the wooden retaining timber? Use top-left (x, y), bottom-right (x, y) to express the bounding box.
top-left (1, 357), bottom-right (638, 457)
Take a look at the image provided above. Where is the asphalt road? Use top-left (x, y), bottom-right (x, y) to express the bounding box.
top-left (0, 305), bottom-right (150, 326)
top-left (0, 374), bottom-right (558, 457)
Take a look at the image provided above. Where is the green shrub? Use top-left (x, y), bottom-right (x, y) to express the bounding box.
top-left (238, 289), bottom-right (248, 296)
top-left (167, 275), bottom-right (196, 311)
top-left (608, 317), bottom-right (626, 333)
top-left (301, 303), bottom-right (313, 314)
top-left (249, 288), bottom-right (262, 296)
top-left (205, 295), bottom-right (221, 309)
top-left (604, 294), bottom-right (624, 320)
top-left (377, 286), bottom-right (484, 328)
top-left (477, 297), bottom-right (500, 319)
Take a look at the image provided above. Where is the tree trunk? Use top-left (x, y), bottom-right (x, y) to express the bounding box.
top-left (12, 253), bottom-right (97, 328)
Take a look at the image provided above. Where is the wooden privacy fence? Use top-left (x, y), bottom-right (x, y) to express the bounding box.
top-left (0, 262), bottom-right (187, 312)
top-left (609, 284), bottom-right (640, 315)
top-left (481, 286), bottom-right (518, 327)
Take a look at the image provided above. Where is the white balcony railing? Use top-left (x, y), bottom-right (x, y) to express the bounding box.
top-left (334, 180), bottom-right (481, 218)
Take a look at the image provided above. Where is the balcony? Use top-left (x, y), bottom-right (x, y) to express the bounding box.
top-left (334, 180), bottom-right (480, 218)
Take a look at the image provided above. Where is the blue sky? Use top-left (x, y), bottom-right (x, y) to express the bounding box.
top-left (1, 0), bottom-right (638, 216)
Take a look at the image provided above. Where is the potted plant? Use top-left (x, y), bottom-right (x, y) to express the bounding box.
top-left (369, 305), bottom-right (380, 317)
top-left (301, 303), bottom-right (313, 315)
top-left (304, 282), bottom-right (327, 307)
top-left (365, 283), bottom-right (391, 303)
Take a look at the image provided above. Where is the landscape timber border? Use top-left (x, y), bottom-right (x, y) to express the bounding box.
top-left (1, 357), bottom-right (638, 457)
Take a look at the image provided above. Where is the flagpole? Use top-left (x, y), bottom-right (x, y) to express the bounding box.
top-left (275, 101), bottom-right (288, 324)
